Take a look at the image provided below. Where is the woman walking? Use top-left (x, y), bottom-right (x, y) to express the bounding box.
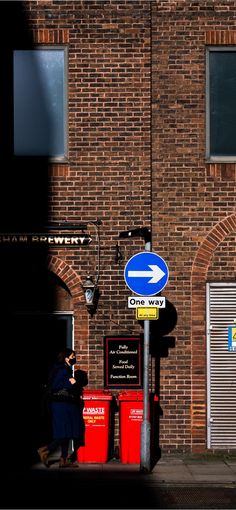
top-left (37, 347), bottom-right (85, 468)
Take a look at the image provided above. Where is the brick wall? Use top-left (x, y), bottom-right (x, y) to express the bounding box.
top-left (17, 0), bottom-right (236, 455)
top-left (152, 1), bottom-right (236, 453)
top-left (24, 1), bottom-right (151, 398)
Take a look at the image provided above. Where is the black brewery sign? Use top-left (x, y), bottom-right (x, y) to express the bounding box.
top-left (104, 336), bottom-right (142, 388)
top-left (0, 234), bottom-right (92, 246)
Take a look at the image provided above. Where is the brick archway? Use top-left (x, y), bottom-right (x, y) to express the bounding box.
top-left (47, 255), bottom-right (89, 372)
top-left (191, 213), bottom-right (236, 451)
top-left (47, 255), bottom-right (84, 302)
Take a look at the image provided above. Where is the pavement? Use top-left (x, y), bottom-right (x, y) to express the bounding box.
top-left (31, 452), bottom-right (236, 486)
top-left (3, 453), bottom-right (236, 509)
top-left (151, 453), bottom-right (236, 485)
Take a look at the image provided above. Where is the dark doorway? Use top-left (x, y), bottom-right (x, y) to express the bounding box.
top-left (9, 313), bottom-right (73, 465)
top-left (13, 313), bottom-right (73, 384)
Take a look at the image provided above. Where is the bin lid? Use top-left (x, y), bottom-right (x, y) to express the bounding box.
top-left (118, 390), bottom-right (143, 401)
top-left (117, 391), bottom-right (159, 402)
top-left (83, 389), bottom-right (113, 400)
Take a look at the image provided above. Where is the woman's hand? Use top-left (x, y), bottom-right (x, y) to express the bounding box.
top-left (69, 377), bottom-right (76, 385)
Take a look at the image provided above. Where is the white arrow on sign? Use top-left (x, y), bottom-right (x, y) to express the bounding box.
top-left (127, 265), bottom-right (165, 284)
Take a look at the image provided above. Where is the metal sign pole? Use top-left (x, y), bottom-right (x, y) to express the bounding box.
top-left (140, 237), bottom-right (151, 472)
top-left (120, 227), bottom-right (168, 473)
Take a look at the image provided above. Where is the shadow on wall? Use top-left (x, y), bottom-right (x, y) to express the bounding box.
top-left (139, 298), bottom-right (177, 469)
top-left (0, 1), bottom-right (54, 471)
top-left (151, 299), bottom-right (177, 468)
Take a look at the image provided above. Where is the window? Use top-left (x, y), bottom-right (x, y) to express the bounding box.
top-left (206, 47), bottom-right (236, 162)
top-left (14, 48), bottom-right (67, 159)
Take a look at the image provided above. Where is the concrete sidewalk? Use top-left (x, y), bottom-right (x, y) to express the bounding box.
top-left (32, 453), bottom-right (236, 486)
top-left (6, 454), bottom-right (236, 509)
top-left (151, 455), bottom-right (236, 485)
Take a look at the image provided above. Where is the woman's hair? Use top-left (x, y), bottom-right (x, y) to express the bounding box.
top-left (56, 348), bottom-right (75, 363)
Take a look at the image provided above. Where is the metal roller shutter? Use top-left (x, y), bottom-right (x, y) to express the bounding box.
top-left (207, 283), bottom-right (236, 449)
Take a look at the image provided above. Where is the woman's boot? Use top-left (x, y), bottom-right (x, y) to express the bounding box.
top-left (67, 452), bottom-right (79, 466)
top-left (37, 446), bottom-right (49, 467)
top-left (59, 457), bottom-right (68, 468)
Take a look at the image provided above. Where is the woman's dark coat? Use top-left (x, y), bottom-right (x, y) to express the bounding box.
top-left (49, 363), bottom-right (83, 440)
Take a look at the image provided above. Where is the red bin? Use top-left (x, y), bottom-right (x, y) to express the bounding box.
top-left (118, 391), bottom-right (159, 464)
top-left (77, 389), bottom-right (113, 463)
top-left (118, 390), bottom-right (144, 464)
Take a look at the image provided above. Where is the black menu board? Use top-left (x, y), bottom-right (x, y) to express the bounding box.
top-left (104, 336), bottom-right (142, 388)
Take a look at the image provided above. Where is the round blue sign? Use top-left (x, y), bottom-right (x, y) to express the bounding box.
top-left (124, 251), bottom-right (169, 296)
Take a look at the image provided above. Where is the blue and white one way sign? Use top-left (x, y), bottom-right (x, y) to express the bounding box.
top-left (124, 251), bottom-right (169, 296)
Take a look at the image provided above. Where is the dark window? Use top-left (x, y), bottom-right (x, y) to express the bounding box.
top-left (207, 48), bottom-right (236, 161)
top-left (14, 48), bottom-right (67, 159)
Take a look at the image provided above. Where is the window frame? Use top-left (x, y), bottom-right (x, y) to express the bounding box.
top-left (206, 45), bottom-right (236, 163)
top-left (13, 45), bottom-right (68, 162)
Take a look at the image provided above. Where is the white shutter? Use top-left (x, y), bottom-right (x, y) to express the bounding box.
top-left (207, 283), bottom-right (236, 449)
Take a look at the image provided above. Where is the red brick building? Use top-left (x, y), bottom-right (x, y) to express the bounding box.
top-left (3, 0), bottom-right (236, 460)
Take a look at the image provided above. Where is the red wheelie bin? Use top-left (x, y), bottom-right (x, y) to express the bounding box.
top-left (77, 389), bottom-right (113, 463)
top-left (118, 391), bottom-right (159, 464)
top-left (118, 390), bottom-right (143, 464)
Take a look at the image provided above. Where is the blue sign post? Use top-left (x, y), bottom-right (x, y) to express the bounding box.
top-left (124, 251), bottom-right (169, 296)
top-left (124, 249), bottom-right (169, 473)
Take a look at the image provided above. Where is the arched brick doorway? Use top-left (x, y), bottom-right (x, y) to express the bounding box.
top-left (47, 255), bottom-right (89, 373)
top-left (191, 213), bottom-right (236, 452)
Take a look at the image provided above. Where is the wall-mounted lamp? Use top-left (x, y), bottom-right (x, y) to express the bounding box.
top-left (82, 275), bottom-right (97, 313)
top-left (81, 218), bottom-right (102, 315)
